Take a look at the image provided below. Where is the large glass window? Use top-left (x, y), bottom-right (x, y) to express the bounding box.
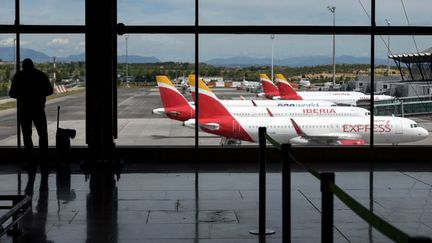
top-left (21, 0), bottom-right (84, 25)
top-left (118, 0), bottom-right (195, 25)
top-left (0, 34), bottom-right (16, 146)
top-left (377, 0), bottom-right (432, 26)
top-left (1, 0), bottom-right (430, 147)
top-left (116, 34), bottom-right (195, 146)
top-left (0, 34), bottom-right (86, 147)
top-left (199, 0), bottom-right (370, 25)
top-left (372, 35), bottom-right (432, 146)
top-left (0, 1), bottom-right (14, 24)
top-left (198, 35), bottom-right (373, 146)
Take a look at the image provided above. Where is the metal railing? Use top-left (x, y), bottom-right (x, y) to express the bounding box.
top-left (0, 195), bottom-right (32, 238)
top-left (255, 127), bottom-right (431, 243)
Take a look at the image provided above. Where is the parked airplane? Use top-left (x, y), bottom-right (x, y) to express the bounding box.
top-left (152, 75), bottom-right (195, 121)
top-left (274, 73), bottom-right (394, 105)
top-left (187, 75), bottom-right (336, 107)
top-left (154, 75), bottom-right (361, 122)
top-left (257, 74), bottom-right (280, 99)
top-left (192, 76), bottom-right (428, 145)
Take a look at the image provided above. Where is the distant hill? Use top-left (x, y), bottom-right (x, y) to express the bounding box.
top-left (0, 47), bottom-right (160, 63)
top-left (205, 55), bottom-right (388, 67)
top-left (0, 47), bottom-right (387, 66)
top-left (0, 47), bottom-right (51, 62)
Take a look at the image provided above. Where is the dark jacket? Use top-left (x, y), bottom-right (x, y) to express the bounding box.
top-left (9, 68), bottom-right (53, 109)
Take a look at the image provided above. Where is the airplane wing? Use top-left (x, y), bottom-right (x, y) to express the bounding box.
top-left (290, 118), bottom-right (365, 145)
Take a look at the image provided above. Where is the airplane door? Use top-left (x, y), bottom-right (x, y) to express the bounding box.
top-left (395, 119), bottom-right (403, 134)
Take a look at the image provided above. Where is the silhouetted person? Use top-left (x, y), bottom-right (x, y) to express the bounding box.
top-left (9, 58), bottom-right (53, 171)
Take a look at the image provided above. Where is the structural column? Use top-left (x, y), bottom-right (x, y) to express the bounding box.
top-left (85, 0), bottom-right (117, 161)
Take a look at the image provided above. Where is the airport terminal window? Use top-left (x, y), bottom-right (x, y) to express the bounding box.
top-left (0, 34), bottom-right (16, 147)
top-left (376, 0), bottom-right (432, 26)
top-left (116, 34), bottom-right (195, 146)
top-left (372, 35), bottom-right (432, 146)
top-left (0, 0), bottom-right (431, 148)
top-left (8, 34), bottom-right (85, 147)
top-left (117, 0), bottom-right (195, 25)
top-left (0, 1), bottom-right (14, 24)
top-left (199, 0), bottom-right (370, 26)
top-left (20, 0), bottom-right (84, 25)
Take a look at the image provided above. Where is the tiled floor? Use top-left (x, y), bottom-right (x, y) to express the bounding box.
top-left (0, 165), bottom-right (432, 243)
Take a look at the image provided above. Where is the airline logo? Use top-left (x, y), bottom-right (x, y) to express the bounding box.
top-left (277, 103), bottom-right (322, 107)
top-left (274, 73), bottom-right (293, 87)
top-left (259, 74), bottom-right (273, 84)
top-left (259, 73), bottom-right (279, 98)
top-left (155, 75), bottom-right (195, 121)
top-left (342, 121), bottom-right (392, 133)
top-left (188, 74), bottom-right (218, 100)
top-left (193, 75), bottom-right (253, 142)
top-left (303, 108), bottom-right (336, 114)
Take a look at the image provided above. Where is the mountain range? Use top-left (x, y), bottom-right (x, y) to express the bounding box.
top-left (0, 47), bottom-right (387, 66)
top-left (0, 47), bottom-right (160, 63)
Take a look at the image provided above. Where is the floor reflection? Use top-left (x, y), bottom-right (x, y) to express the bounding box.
top-left (20, 166), bottom-right (51, 243)
top-left (86, 166), bottom-right (118, 243)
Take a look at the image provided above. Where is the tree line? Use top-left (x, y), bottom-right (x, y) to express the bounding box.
top-left (1, 61), bottom-right (399, 94)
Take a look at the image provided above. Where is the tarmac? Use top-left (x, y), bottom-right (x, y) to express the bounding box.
top-left (0, 87), bottom-right (431, 146)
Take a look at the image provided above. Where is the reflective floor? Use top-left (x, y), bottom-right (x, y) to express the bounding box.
top-left (0, 164), bottom-right (432, 243)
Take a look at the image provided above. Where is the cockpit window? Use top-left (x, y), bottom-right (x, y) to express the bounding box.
top-left (410, 124), bottom-right (418, 128)
top-left (366, 112), bottom-right (370, 116)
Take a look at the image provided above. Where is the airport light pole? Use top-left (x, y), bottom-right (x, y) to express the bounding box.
top-left (125, 34), bottom-right (129, 88)
top-left (270, 34), bottom-right (275, 82)
top-left (385, 19), bottom-right (391, 76)
top-left (13, 38), bottom-right (16, 74)
top-left (53, 56), bottom-right (56, 85)
top-left (327, 6), bottom-right (336, 87)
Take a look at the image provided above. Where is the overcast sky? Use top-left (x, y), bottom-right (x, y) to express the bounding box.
top-left (1, 0), bottom-right (432, 62)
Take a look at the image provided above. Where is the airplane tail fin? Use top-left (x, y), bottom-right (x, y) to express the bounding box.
top-left (156, 75), bottom-right (194, 121)
top-left (259, 73), bottom-right (280, 98)
top-left (188, 75), bottom-right (253, 142)
top-left (157, 75), bottom-right (191, 108)
top-left (188, 74), bottom-right (232, 119)
top-left (275, 73), bottom-right (302, 100)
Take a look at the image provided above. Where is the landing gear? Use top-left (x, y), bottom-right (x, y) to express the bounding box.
top-left (220, 137), bottom-right (242, 146)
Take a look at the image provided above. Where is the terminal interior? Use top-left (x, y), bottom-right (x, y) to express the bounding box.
top-left (1, 0), bottom-right (432, 242)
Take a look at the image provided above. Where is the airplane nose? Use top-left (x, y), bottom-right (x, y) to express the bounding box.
top-left (420, 127), bottom-right (429, 137)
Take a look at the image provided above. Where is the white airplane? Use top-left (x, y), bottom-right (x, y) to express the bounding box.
top-left (192, 76), bottom-right (429, 145)
top-left (153, 76), bottom-right (364, 122)
top-left (274, 73), bottom-right (394, 106)
top-left (187, 75), bottom-right (336, 107)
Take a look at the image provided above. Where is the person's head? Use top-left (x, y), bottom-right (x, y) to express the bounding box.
top-left (22, 58), bottom-right (34, 70)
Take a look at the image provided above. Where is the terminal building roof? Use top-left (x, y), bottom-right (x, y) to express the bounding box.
top-left (389, 47), bottom-right (432, 63)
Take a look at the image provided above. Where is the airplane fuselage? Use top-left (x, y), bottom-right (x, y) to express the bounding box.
top-left (199, 116), bottom-right (428, 145)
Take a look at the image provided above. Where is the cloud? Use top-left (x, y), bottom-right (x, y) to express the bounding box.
top-left (48, 38), bottom-right (70, 46)
top-left (0, 38), bottom-right (15, 46)
top-left (0, 38), bottom-right (30, 46)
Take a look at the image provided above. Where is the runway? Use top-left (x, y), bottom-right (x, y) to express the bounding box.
top-left (0, 87), bottom-right (431, 146)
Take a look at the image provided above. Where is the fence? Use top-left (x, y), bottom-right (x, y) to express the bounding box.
top-left (358, 96), bottom-right (432, 116)
top-left (254, 127), bottom-right (431, 243)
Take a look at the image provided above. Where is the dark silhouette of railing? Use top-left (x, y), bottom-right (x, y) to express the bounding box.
top-left (0, 195), bottom-right (32, 237)
top-left (256, 126), bottom-right (431, 243)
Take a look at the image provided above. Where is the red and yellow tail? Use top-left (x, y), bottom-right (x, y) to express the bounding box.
top-left (275, 73), bottom-right (302, 100)
top-left (188, 74), bottom-right (252, 141)
top-left (156, 75), bottom-right (194, 121)
top-left (259, 73), bottom-right (280, 98)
